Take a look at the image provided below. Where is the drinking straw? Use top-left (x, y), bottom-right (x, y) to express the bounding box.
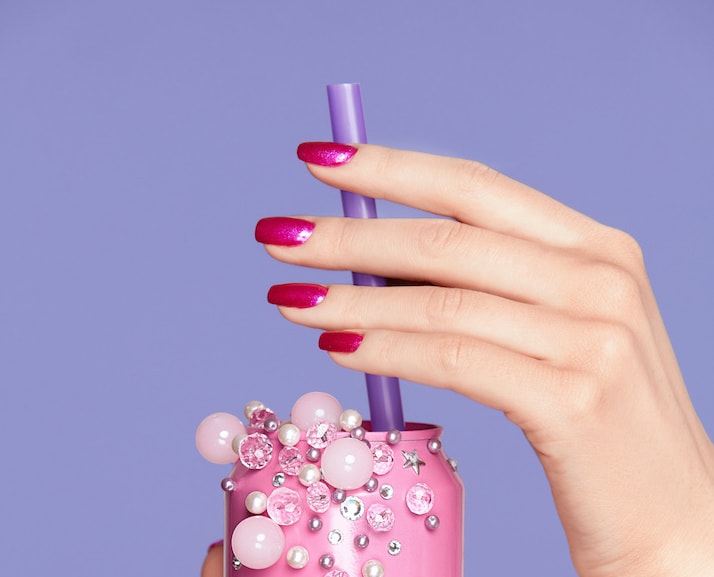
top-left (327, 83), bottom-right (405, 432)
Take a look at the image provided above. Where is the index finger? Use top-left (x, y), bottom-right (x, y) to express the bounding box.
top-left (298, 143), bottom-right (601, 250)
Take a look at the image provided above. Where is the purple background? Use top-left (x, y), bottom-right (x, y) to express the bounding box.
top-left (1, 1), bottom-right (712, 575)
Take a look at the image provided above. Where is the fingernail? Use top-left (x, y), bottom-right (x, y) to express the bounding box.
top-left (255, 217), bottom-right (315, 246)
top-left (297, 142), bottom-right (357, 166)
top-left (268, 283), bottom-right (328, 308)
top-left (318, 331), bottom-right (363, 353)
top-left (207, 539), bottom-right (223, 553)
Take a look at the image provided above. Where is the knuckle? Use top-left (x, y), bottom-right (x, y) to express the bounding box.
top-left (430, 335), bottom-right (471, 379)
top-left (418, 219), bottom-right (466, 258)
top-left (424, 287), bottom-right (466, 324)
top-left (590, 322), bottom-right (639, 375)
top-left (603, 226), bottom-right (646, 272)
top-left (581, 260), bottom-right (643, 317)
top-left (450, 159), bottom-right (502, 196)
top-left (559, 372), bottom-right (604, 421)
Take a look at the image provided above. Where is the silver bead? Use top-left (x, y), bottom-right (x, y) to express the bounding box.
top-left (286, 545), bottom-right (309, 569)
top-left (425, 514), bottom-right (440, 530)
top-left (305, 447), bottom-right (321, 462)
top-left (332, 488), bottom-right (346, 503)
top-left (272, 472), bottom-right (286, 487)
top-left (339, 409), bottom-right (363, 432)
top-left (361, 559), bottom-right (385, 577)
top-left (427, 437), bottom-right (442, 453)
top-left (308, 516), bottom-right (323, 532)
top-left (319, 554), bottom-right (334, 569)
top-left (386, 429), bottom-right (401, 445)
top-left (245, 490), bottom-right (267, 514)
top-left (278, 423), bottom-right (300, 447)
top-left (350, 426), bottom-right (366, 441)
top-left (388, 539), bottom-right (402, 555)
top-left (363, 476), bottom-right (379, 492)
top-left (354, 534), bottom-right (370, 549)
top-left (243, 400), bottom-right (264, 420)
top-left (221, 477), bottom-right (236, 492)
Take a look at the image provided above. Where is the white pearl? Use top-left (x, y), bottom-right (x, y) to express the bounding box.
top-left (243, 400), bottom-right (264, 420)
top-left (361, 559), bottom-right (384, 577)
top-left (231, 433), bottom-right (246, 454)
top-left (278, 423), bottom-right (301, 447)
top-left (286, 545), bottom-right (309, 569)
top-left (298, 464), bottom-right (321, 486)
top-left (339, 409), bottom-right (363, 432)
top-left (244, 490), bottom-right (267, 514)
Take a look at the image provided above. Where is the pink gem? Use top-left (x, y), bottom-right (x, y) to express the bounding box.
top-left (306, 421), bottom-right (337, 449)
top-left (371, 442), bottom-right (395, 475)
top-left (367, 503), bottom-right (395, 531)
top-left (324, 571), bottom-right (350, 577)
top-left (306, 481), bottom-right (331, 513)
top-left (267, 487), bottom-right (303, 525)
top-left (405, 482), bottom-right (435, 515)
top-left (239, 432), bottom-right (274, 469)
top-left (249, 407), bottom-right (277, 430)
top-left (278, 446), bottom-right (304, 476)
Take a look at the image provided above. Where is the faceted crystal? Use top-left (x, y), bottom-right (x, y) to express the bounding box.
top-left (279, 446), bottom-right (304, 476)
top-left (405, 482), bottom-right (435, 515)
top-left (327, 530), bottom-right (344, 545)
top-left (249, 407), bottom-right (278, 430)
top-left (324, 571), bottom-right (349, 577)
top-left (371, 443), bottom-right (395, 475)
top-left (306, 421), bottom-right (337, 449)
top-left (366, 503), bottom-right (395, 531)
top-left (238, 433), bottom-right (274, 469)
top-left (379, 484), bottom-right (394, 500)
top-left (266, 487), bottom-right (303, 525)
top-left (340, 496), bottom-right (365, 521)
top-left (388, 540), bottom-right (402, 556)
top-left (306, 481), bottom-right (331, 513)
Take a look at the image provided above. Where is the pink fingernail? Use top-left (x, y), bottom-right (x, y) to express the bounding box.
top-left (255, 217), bottom-right (315, 246)
top-left (268, 283), bottom-right (328, 308)
top-left (318, 331), bottom-right (363, 353)
top-left (297, 142), bottom-right (357, 166)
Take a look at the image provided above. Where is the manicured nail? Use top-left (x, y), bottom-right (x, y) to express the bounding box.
top-left (268, 283), bottom-right (328, 308)
top-left (297, 142), bottom-right (357, 166)
top-left (255, 217), bottom-right (315, 246)
top-left (207, 539), bottom-right (223, 553)
top-left (318, 331), bottom-right (363, 353)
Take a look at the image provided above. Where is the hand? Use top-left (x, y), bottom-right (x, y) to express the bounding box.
top-left (201, 542), bottom-right (222, 577)
top-left (253, 143), bottom-right (714, 577)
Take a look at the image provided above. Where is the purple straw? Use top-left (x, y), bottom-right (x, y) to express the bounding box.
top-left (327, 83), bottom-right (405, 432)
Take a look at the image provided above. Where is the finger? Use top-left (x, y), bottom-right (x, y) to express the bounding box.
top-left (261, 216), bottom-right (597, 310)
top-left (201, 542), bottom-right (223, 577)
top-left (272, 284), bottom-right (575, 362)
top-left (318, 329), bottom-right (568, 427)
top-left (299, 143), bottom-right (601, 249)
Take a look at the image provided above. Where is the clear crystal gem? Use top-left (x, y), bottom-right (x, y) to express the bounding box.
top-left (388, 540), bottom-right (402, 556)
top-left (238, 432), bottom-right (273, 469)
top-left (232, 557), bottom-right (242, 570)
top-left (266, 486), bottom-right (302, 525)
top-left (327, 530), bottom-right (343, 545)
top-left (379, 484), bottom-right (394, 499)
top-left (340, 496), bottom-right (365, 521)
top-left (405, 482), bottom-right (435, 515)
top-left (272, 472), bottom-right (286, 487)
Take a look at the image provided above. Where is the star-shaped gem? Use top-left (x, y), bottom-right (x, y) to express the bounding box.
top-left (401, 449), bottom-right (426, 475)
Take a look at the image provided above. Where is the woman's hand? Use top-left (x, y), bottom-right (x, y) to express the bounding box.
top-left (252, 143), bottom-right (714, 577)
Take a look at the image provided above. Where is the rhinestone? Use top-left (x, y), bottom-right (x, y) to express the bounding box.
top-left (371, 443), bottom-right (395, 475)
top-left (340, 495), bottom-right (365, 521)
top-left (328, 530), bottom-right (343, 545)
top-left (379, 484), bottom-right (394, 500)
top-left (272, 472), bottom-right (286, 487)
top-left (427, 437), bottom-right (442, 453)
top-left (425, 514), bottom-right (440, 530)
top-left (388, 540), bottom-right (402, 556)
top-left (232, 557), bottom-right (242, 570)
top-left (405, 482), bottom-right (435, 515)
top-left (238, 433), bottom-right (274, 469)
top-left (279, 446), bottom-right (305, 476)
top-left (448, 457), bottom-right (458, 471)
top-left (366, 503), bottom-right (395, 531)
top-left (266, 487), bottom-right (302, 525)
top-left (306, 421), bottom-right (337, 449)
top-left (354, 534), bottom-right (370, 549)
top-left (306, 481), bottom-right (331, 513)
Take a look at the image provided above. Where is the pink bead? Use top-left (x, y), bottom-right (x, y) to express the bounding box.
top-left (278, 446), bottom-right (304, 476)
top-left (266, 487), bottom-right (303, 525)
top-left (231, 516), bottom-right (285, 570)
top-left (306, 421), bottom-right (337, 449)
top-left (195, 412), bottom-right (246, 464)
top-left (306, 481), bottom-right (331, 513)
top-left (239, 433), bottom-right (274, 469)
top-left (367, 503), bottom-right (395, 531)
top-left (290, 392), bottom-right (343, 430)
top-left (406, 482), bottom-right (435, 515)
top-left (371, 442), bottom-right (395, 475)
top-left (321, 437), bottom-right (374, 490)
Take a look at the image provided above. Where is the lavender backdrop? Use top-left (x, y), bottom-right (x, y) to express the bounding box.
top-left (1, 1), bottom-right (712, 575)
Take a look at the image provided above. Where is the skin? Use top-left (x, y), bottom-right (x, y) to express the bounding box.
top-left (203, 145), bottom-right (714, 577)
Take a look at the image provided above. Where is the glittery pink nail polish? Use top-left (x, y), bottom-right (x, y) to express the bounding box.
top-left (268, 283), bottom-right (328, 308)
top-left (318, 331), bottom-right (363, 353)
top-left (297, 142), bottom-right (357, 166)
top-left (254, 217), bottom-right (315, 246)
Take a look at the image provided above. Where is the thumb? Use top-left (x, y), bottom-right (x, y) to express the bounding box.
top-left (201, 541), bottom-right (223, 577)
